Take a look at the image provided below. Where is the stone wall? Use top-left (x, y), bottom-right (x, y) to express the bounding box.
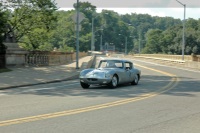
top-left (48, 52), bottom-right (73, 65)
top-left (2, 41), bottom-right (88, 67)
top-left (191, 54), bottom-right (200, 62)
top-left (0, 52), bottom-right (6, 68)
top-left (49, 51), bottom-right (88, 65)
top-left (25, 51), bottom-right (88, 66)
top-left (4, 42), bottom-right (28, 66)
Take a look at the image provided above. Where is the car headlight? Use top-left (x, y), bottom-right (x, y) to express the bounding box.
top-left (105, 73), bottom-right (112, 78)
top-left (80, 72), bottom-right (84, 77)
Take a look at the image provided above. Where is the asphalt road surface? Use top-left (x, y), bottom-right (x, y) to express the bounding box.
top-left (0, 56), bottom-right (200, 133)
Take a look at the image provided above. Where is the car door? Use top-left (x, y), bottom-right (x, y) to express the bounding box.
top-left (124, 62), bottom-right (132, 83)
top-left (114, 61), bottom-right (127, 84)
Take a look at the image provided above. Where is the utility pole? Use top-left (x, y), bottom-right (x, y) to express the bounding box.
top-left (176, 0), bottom-right (186, 60)
top-left (100, 34), bottom-right (102, 51)
top-left (91, 17), bottom-right (94, 51)
top-left (125, 37), bottom-right (127, 55)
top-left (75, 0), bottom-right (79, 69)
top-left (119, 34), bottom-right (127, 55)
top-left (139, 31), bottom-right (141, 54)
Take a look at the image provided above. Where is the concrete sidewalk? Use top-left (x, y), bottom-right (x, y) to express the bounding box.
top-left (0, 56), bottom-right (93, 90)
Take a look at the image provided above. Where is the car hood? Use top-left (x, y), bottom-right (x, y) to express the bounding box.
top-left (86, 68), bottom-right (108, 75)
top-left (80, 68), bottom-right (115, 78)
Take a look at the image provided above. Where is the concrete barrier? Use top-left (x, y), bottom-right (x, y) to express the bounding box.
top-left (113, 53), bottom-right (199, 70)
top-left (87, 55), bottom-right (96, 68)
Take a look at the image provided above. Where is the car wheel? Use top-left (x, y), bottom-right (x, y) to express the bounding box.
top-left (80, 82), bottom-right (90, 89)
top-left (109, 75), bottom-right (118, 88)
top-left (131, 74), bottom-right (139, 85)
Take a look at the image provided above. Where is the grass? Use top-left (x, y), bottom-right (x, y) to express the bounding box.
top-left (0, 68), bottom-right (12, 73)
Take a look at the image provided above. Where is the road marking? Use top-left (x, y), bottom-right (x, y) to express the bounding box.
top-left (0, 63), bottom-right (179, 127)
top-left (0, 94), bottom-right (6, 96)
top-left (135, 64), bottom-right (176, 77)
top-left (132, 58), bottom-right (200, 73)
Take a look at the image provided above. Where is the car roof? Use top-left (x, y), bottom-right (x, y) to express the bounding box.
top-left (100, 58), bottom-right (132, 63)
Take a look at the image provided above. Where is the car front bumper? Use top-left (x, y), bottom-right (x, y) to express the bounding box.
top-left (80, 78), bottom-right (112, 85)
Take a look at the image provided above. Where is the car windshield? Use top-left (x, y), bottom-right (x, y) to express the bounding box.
top-left (98, 60), bottom-right (123, 68)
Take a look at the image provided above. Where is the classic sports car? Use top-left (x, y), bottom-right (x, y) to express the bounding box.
top-left (79, 59), bottom-right (141, 89)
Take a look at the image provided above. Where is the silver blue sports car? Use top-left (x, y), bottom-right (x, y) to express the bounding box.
top-left (79, 59), bottom-right (141, 89)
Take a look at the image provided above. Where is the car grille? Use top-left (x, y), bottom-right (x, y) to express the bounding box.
top-left (87, 78), bottom-right (98, 81)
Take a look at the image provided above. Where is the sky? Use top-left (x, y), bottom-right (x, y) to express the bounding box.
top-left (55, 0), bottom-right (200, 20)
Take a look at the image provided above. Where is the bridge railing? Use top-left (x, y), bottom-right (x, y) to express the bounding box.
top-left (133, 54), bottom-right (192, 61)
top-left (123, 54), bottom-right (200, 70)
top-left (25, 51), bottom-right (88, 66)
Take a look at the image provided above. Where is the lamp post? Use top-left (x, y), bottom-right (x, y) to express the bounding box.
top-left (100, 25), bottom-right (104, 51)
top-left (119, 34), bottom-right (127, 55)
top-left (93, 28), bottom-right (103, 51)
top-left (125, 37), bottom-right (127, 55)
top-left (176, 0), bottom-right (186, 60)
top-left (100, 34), bottom-right (103, 51)
top-left (71, 2), bottom-right (85, 69)
top-left (91, 14), bottom-right (100, 51)
top-left (91, 13), bottom-right (108, 51)
top-left (91, 17), bottom-right (94, 51)
top-left (139, 35), bottom-right (141, 54)
top-left (75, 0), bottom-right (79, 69)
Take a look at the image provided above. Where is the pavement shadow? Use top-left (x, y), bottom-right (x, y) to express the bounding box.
top-left (3, 75), bottom-right (199, 98)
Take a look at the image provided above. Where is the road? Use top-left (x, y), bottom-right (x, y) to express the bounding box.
top-left (0, 55), bottom-right (200, 133)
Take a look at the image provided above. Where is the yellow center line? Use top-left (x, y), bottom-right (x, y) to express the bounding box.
top-left (0, 64), bottom-right (179, 127)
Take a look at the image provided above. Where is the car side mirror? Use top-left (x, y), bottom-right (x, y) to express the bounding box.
top-left (125, 67), bottom-right (129, 71)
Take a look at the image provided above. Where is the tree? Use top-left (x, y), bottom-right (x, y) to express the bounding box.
top-left (73, 2), bottom-right (97, 51)
top-left (3, 0), bottom-right (57, 50)
top-left (0, 2), bottom-right (8, 51)
top-left (49, 10), bottom-right (75, 52)
top-left (161, 26), bottom-right (180, 54)
top-left (143, 29), bottom-right (163, 54)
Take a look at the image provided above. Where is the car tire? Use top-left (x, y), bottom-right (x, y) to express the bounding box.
top-left (80, 82), bottom-right (90, 89)
top-left (109, 75), bottom-right (118, 88)
top-left (131, 74), bottom-right (139, 85)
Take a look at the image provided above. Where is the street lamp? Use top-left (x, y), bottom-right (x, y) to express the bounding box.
top-left (75, 0), bottom-right (80, 69)
top-left (91, 16), bottom-right (96, 51)
top-left (176, 0), bottom-right (186, 60)
top-left (139, 31), bottom-right (141, 54)
top-left (91, 14), bottom-right (100, 51)
top-left (93, 28), bottom-right (103, 51)
top-left (129, 36), bottom-right (135, 53)
top-left (91, 13), bottom-right (109, 51)
top-left (119, 34), bottom-right (127, 55)
top-left (100, 34), bottom-right (103, 51)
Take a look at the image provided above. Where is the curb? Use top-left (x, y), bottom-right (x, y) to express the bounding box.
top-left (0, 55), bottom-right (96, 90)
top-left (0, 74), bottom-right (79, 90)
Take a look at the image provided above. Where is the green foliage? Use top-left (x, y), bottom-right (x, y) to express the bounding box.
top-left (143, 29), bottom-right (163, 54)
top-left (0, 68), bottom-right (12, 73)
top-left (58, 45), bottom-right (74, 52)
top-left (3, 0), bottom-right (57, 51)
top-left (50, 10), bottom-right (75, 50)
top-left (0, 3), bottom-right (8, 50)
top-left (2, 1), bottom-right (200, 54)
